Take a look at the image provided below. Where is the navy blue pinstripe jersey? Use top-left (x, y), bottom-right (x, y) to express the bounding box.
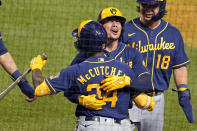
top-left (45, 57), bottom-right (136, 119)
top-left (0, 32), bottom-right (8, 55)
top-left (123, 18), bottom-right (190, 91)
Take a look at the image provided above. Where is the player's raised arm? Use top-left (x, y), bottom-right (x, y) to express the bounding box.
top-left (30, 55), bottom-right (47, 87)
top-left (0, 43), bottom-right (34, 99)
top-left (26, 55), bottom-right (52, 102)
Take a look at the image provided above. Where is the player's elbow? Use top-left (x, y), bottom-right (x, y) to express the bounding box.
top-left (131, 73), bottom-right (153, 92)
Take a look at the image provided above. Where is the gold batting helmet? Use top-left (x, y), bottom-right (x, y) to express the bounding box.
top-left (97, 7), bottom-right (126, 25)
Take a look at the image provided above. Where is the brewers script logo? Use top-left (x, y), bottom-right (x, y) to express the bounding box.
top-left (110, 8), bottom-right (117, 15)
top-left (130, 37), bottom-right (175, 53)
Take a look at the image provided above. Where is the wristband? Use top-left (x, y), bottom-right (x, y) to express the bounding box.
top-left (11, 70), bottom-right (22, 80)
top-left (177, 84), bottom-right (188, 89)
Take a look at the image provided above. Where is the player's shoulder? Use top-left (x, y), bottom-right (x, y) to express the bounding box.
top-left (123, 43), bottom-right (141, 55)
top-left (163, 19), bottom-right (181, 34)
top-left (61, 64), bottom-right (79, 74)
top-left (124, 17), bottom-right (142, 37)
top-left (113, 58), bottom-right (131, 67)
top-left (125, 17), bottom-right (140, 28)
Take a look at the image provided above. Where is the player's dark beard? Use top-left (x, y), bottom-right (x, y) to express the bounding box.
top-left (108, 37), bottom-right (118, 43)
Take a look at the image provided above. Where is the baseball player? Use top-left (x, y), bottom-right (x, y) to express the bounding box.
top-left (68, 7), bottom-right (155, 114)
top-left (122, 0), bottom-right (195, 130)
top-left (29, 20), bottom-right (154, 131)
top-left (0, 1), bottom-right (34, 99)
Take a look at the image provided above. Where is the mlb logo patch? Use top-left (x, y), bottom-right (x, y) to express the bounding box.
top-left (98, 58), bottom-right (104, 62)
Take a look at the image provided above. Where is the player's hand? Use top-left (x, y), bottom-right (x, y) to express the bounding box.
top-left (134, 93), bottom-right (155, 111)
top-left (78, 94), bottom-right (106, 110)
top-left (30, 55), bottom-right (47, 71)
top-left (178, 88), bottom-right (194, 123)
top-left (26, 96), bottom-right (37, 102)
top-left (100, 75), bottom-right (131, 92)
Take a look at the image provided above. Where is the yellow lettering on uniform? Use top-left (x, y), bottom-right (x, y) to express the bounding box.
top-left (138, 41), bottom-right (141, 52)
top-left (169, 43), bottom-right (175, 49)
top-left (77, 75), bottom-right (87, 85)
top-left (165, 43), bottom-right (169, 49)
top-left (157, 43), bottom-right (162, 50)
top-left (128, 61), bottom-right (133, 68)
top-left (85, 74), bottom-right (90, 80)
top-left (149, 44), bottom-right (154, 51)
top-left (110, 67), bottom-right (116, 75)
top-left (160, 37), bottom-right (165, 49)
top-left (141, 45), bottom-right (148, 53)
top-left (155, 43), bottom-right (161, 50)
top-left (94, 67), bottom-right (100, 76)
top-left (105, 66), bottom-right (109, 75)
top-left (117, 70), bottom-right (122, 76)
top-left (153, 44), bottom-right (157, 51)
top-left (100, 66), bottom-right (104, 75)
top-left (132, 42), bottom-right (135, 48)
top-left (120, 57), bottom-right (123, 62)
top-left (89, 69), bottom-right (95, 78)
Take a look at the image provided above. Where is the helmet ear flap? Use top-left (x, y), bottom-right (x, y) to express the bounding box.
top-left (74, 41), bottom-right (80, 52)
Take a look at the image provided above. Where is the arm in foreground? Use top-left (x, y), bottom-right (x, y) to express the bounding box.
top-left (174, 66), bottom-right (194, 123)
top-left (0, 52), bottom-right (34, 98)
top-left (100, 73), bottom-right (155, 111)
top-left (64, 81), bottom-right (106, 110)
top-left (26, 55), bottom-right (51, 102)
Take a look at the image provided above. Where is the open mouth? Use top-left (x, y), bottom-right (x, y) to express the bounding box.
top-left (111, 29), bottom-right (118, 35)
top-left (144, 13), bottom-right (154, 18)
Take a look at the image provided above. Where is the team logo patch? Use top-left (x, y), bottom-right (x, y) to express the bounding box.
top-left (110, 8), bottom-right (117, 15)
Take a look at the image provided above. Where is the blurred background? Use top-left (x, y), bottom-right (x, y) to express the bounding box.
top-left (0, 0), bottom-right (196, 130)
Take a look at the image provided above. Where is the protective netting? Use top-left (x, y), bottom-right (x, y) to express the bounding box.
top-left (0, 0), bottom-right (196, 130)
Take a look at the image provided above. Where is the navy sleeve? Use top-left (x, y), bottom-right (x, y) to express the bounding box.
top-left (0, 32), bottom-right (8, 55)
top-left (130, 73), bottom-right (153, 93)
top-left (172, 31), bottom-right (190, 69)
top-left (67, 52), bottom-right (87, 103)
top-left (64, 81), bottom-right (81, 104)
top-left (46, 65), bottom-right (78, 94)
